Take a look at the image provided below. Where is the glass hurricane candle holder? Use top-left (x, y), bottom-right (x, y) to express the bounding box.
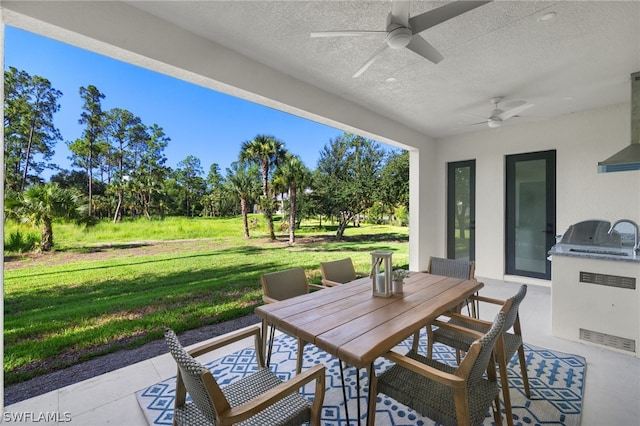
top-left (370, 251), bottom-right (393, 297)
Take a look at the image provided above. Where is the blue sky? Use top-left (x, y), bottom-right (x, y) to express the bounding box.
top-left (5, 26), bottom-right (362, 179)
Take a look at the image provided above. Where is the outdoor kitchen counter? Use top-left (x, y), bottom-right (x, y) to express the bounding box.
top-left (548, 244), bottom-right (640, 263)
top-left (550, 247), bottom-right (640, 358)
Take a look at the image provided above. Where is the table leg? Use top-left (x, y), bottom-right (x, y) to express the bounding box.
top-left (261, 318), bottom-right (268, 356)
top-left (267, 325), bottom-right (276, 367)
top-left (356, 367), bottom-right (361, 425)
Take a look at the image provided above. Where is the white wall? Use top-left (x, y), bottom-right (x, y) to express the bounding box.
top-left (435, 103), bottom-right (640, 281)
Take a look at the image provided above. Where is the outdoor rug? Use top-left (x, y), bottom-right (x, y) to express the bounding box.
top-left (136, 330), bottom-right (585, 425)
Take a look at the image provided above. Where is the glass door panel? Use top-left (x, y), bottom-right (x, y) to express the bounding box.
top-left (447, 160), bottom-right (475, 260)
top-left (505, 151), bottom-right (556, 279)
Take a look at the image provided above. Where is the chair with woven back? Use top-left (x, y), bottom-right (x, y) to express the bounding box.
top-left (260, 267), bottom-right (327, 372)
top-left (319, 257), bottom-right (365, 286)
top-left (428, 256), bottom-right (478, 315)
top-left (164, 325), bottom-right (325, 426)
top-left (370, 311), bottom-right (507, 426)
top-left (411, 256), bottom-right (478, 352)
top-left (428, 256), bottom-right (476, 280)
top-left (427, 284), bottom-right (529, 426)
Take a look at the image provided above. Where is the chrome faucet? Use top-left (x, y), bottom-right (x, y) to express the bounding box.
top-left (609, 219), bottom-right (640, 254)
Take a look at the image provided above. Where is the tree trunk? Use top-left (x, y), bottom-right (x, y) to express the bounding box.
top-left (456, 211), bottom-right (466, 240)
top-left (143, 193), bottom-right (151, 219)
top-left (185, 187), bottom-right (190, 217)
top-left (336, 220), bottom-right (347, 240)
top-left (288, 185), bottom-right (296, 244)
top-left (21, 124), bottom-right (35, 192)
top-left (41, 219), bottom-right (53, 252)
top-left (241, 197), bottom-right (250, 238)
top-left (260, 162), bottom-right (276, 240)
top-left (336, 211), bottom-right (354, 240)
top-left (88, 144), bottom-right (93, 216)
top-left (113, 191), bottom-right (123, 224)
top-left (265, 210), bottom-right (275, 240)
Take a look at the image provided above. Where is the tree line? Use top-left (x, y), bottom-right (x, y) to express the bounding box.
top-left (4, 66), bottom-right (409, 250)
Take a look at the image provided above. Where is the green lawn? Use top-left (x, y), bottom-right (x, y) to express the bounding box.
top-left (3, 215), bottom-right (408, 385)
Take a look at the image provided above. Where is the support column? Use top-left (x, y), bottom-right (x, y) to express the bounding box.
top-left (409, 146), bottom-right (438, 272)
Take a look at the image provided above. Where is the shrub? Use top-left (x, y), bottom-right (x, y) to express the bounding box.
top-left (5, 230), bottom-right (39, 253)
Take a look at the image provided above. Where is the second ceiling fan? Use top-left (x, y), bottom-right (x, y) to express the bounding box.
top-left (311, 0), bottom-right (492, 78)
top-left (471, 97), bottom-right (535, 128)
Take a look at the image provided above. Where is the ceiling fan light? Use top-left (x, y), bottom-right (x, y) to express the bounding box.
top-left (386, 27), bottom-right (412, 49)
top-left (488, 118), bottom-right (503, 128)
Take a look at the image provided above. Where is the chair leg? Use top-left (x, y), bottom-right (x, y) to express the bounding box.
top-left (517, 344), bottom-right (531, 398)
top-left (493, 394), bottom-right (503, 426)
top-left (497, 349), bottom-right (514, 426)
top-left (469, 292), bottom-right (479, 318)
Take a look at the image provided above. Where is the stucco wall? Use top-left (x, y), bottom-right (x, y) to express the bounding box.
top-left (434, 103), bottom-right (640, 281)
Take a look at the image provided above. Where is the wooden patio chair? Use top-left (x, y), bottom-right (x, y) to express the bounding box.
top-left (427, 284), bottom-right (529, 426)
top-left (164, 326), bottom-right (325, 426)
top-left (427, 257), bottom-right (478, 314)
top-left (319, 257), bottom-right (365, 286)
top-left (412, 256), bottom-right (478, 352)
top-left (427, 256), bottom-right (476, 280)
top-left (261, 267), bottom-right (327, 372)
top-left (370, 311), bottom-right (507, 426)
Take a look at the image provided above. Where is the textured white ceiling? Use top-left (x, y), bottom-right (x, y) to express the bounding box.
top-left (122, 1), bottom-right (640, 138)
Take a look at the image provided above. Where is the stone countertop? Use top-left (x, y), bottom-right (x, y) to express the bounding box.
top-left (548, 244), bottom-right (640, 263)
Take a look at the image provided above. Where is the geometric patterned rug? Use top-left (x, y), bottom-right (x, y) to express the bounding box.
top-left (136, 330), bottom-right (585, 425)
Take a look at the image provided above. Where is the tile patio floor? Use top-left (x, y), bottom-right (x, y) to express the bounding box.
top-left (5, 278), bottom-right (640, 425)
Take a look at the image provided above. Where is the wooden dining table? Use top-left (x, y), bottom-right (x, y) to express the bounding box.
top-left (254, 271), bottom-right (484, 425)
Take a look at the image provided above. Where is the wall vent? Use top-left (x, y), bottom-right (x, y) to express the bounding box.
top-left (580, 328), bottom-right (636, 352)
top-left (579, 271), bottom-right (636, 289)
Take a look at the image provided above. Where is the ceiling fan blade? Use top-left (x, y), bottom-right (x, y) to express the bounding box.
top-left (391, 0), bottom-right (411, 27)
top-left (501, 99), bottom-right (526, 110)
top-left (406, 35), bottom-right (444, 64)
top-left (353, 43), bottom-right (388, 78)
top-left (311, 30), bottom-right (386, 38)
top-left (409, 0), bottom-right (493, 34)
top-left (499, 103), bottom-right (534, 120)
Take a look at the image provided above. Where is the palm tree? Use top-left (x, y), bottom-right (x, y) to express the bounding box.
top-left (226, 162), bottom-right (260, 238)
top-left (273, 153), bottom-right (311, 243)
top-left (239, 135), bottom-right (286, 240)
top-left (5, 183), bottom-right (90, 251)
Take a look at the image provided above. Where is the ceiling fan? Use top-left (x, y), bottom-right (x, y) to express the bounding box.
top-left (310, 0), bottom-right (492, 78)
top-left (471, 97), bottom-right (534, 128)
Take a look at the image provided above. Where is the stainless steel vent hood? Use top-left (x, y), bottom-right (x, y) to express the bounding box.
top-left (598, 71), bottom-right (640, 172)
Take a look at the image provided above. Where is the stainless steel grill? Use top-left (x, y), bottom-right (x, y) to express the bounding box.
top-left (560, 220), bottom-right (619, 246)
top-left (552, 219), bottom-right (637, 259)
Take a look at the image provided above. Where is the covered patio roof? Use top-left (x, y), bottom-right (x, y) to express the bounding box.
top-left (3, 1), bottom-right (638, 141)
